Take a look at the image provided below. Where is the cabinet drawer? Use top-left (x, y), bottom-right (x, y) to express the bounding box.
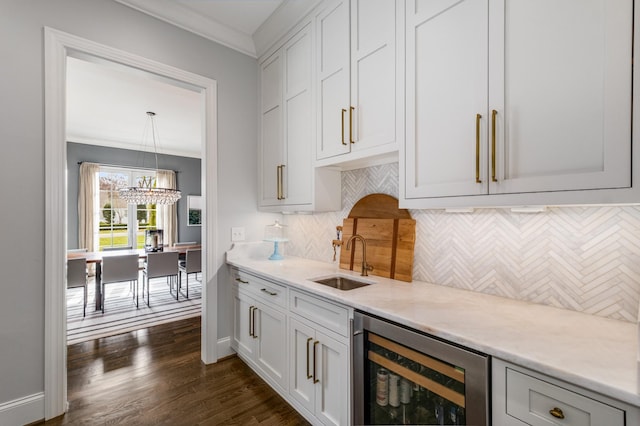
top-left (289, 289), bottom-right (349, 337)
top-left (232, 269), bottom-right (287, 308)
top-left (506, 367), bottom-right (624, 426)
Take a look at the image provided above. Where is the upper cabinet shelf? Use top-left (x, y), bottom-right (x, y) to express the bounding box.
top-left (314, 0), bottom-right (404, 169)
top-left (258, 20), bottom-right (341, 213)
top-left (258, 0), bottom-right (639, 210)
top-left (401, 0), bottom-right (637, 209)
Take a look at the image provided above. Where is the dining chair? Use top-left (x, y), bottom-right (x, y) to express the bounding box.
top-left (67, 257), bottom-right (88, 317)
top-left (178, 249), bottom-right (201, 299)
top-left (101, 254), bottom-right (140, 313)
top-left (174, 242), bottom-right (197, 262)
top-left (143, 251), bottom-right (179, 306)
top-left (173, 241), bottom-right (197, 247)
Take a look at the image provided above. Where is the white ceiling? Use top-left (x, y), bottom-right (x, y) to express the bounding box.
top-left (66, 56), bottom-right (204, 158)
top-left (66, 1), bottom-right (285, 158)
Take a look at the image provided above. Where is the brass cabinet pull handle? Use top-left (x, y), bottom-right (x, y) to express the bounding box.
top-left (276, 165), bottom-right (286, 200)
top-left (260, 288), bottom-right (277, 296)
top-left (341, 109), bottom-right (347, 145)
top-left (313, 340), bottom-right (320, 383)
top-left (549, 407), bottom-right (565, 419)
top-left (251, 306), bottom-right (258, 339)
top-left (306, 337), bottom-right (313, 379)
top-left (280, 165), bottom-right (285, 199)
top-left (276, 166), bottom-right (281, 199)
top-left (475, 113), bottom-right (482, 183)
top-left (349, 106), bottom-right (355, 144)
top-left (248, 306), bottom-right (255, 337)
top-left (491, 109), bottom-right (498, 182)
top-left (235, 277), bottom-right (249, 284)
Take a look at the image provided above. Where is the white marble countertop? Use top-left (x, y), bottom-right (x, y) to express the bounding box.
top-left (226, 242), bottom-right (640, 407)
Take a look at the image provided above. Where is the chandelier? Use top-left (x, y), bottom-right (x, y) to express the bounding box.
top-left (119, 112), bottom-right (182, 205)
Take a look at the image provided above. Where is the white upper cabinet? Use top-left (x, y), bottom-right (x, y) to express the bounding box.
top-left (315, 0), bottom-right (403, 166)
top-left (260, 49), bottom-right (285, 207)
top-left (403, 0), bottom-right (634, 208)
top-left (316, 0), bottom-right (350, 159)
top-left (259, 20), bottom-right (341, 212)
top-left (405, 0), bottom-right (489, 199)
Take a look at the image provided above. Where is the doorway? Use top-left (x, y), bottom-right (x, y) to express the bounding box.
top-left (44, 28), bottom-right (218, 419)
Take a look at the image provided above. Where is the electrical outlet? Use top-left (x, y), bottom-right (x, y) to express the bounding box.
top-left (231, 227), bottom-right (245, 242)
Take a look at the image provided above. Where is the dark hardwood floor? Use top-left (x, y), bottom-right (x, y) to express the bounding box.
top-left (40, 317), bottom-right (309, 425)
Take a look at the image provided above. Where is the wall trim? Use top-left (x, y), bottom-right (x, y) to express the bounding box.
top-left (0, 393), bottom-right (44, 426)
top-left (44, 27), bottom-right (219, 420)
top-left (115, 0), bottom-right (256, 57)
top-left (216, 336), bottom-right (235, 359)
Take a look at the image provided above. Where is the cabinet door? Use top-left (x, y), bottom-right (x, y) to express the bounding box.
top-left (316, 0), bottom-right (351, 160)
top-left (233, 291), bottom-right (255, 359)
top-left (314, 330), bottom-right (349, 426)
top-left (350, 0), bottom-right (398, 152)
top-left (489, 0), bottom-right (632, 194)
top-left (254, 302), bottom-right (288, 391)
top-left (260, 50), bottom-right (284, 207)
top-left (284, 24), bottom-right (313, 206)
top-left (289, 318), bottom-right (316, 416)
top-left (405, 0), bottom-right (489, 199)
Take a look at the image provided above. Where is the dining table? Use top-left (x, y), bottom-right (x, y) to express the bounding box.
top-left (67, 245), bottom-right (201, 311)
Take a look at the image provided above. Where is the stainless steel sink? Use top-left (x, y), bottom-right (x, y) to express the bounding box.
top-left (312, 275), bottom-right (372, 291)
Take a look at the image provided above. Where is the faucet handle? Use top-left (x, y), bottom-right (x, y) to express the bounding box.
top-left (362, 262), bottom-right (374, 276)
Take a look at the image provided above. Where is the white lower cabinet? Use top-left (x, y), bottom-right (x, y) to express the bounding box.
top-left (232, 285), bottom-right (287, 392)
top-left (231, 267), bottom-right (352, 425)
top-left (492, 358), bottom-right (639, 426)
top-left (289, 317), bottom-right (349, 426)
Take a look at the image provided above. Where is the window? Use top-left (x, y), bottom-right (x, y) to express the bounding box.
top-left (97, 166), bottom-right (157, 250)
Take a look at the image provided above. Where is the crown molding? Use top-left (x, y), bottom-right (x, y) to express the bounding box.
top-left (253, 0), bottom-right (323, 58)
top-left (67, 135), bottom-right (202, 159)
top-left (115, 0), bottom-right (258, 57)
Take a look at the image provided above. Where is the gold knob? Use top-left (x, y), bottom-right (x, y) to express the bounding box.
top-left (549, 407), bottom-right (565, 419)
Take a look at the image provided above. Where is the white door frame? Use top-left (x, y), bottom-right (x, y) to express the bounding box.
top-left (44, 27), bottom-right (219, 420)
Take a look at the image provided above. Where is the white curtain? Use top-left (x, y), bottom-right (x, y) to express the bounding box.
top-left (156, 169), bottom-right (177, 246)
top-left (78, 162), bottom-right (99, 252)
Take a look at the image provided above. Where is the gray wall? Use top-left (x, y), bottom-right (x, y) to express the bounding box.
top-left (0, 0), bottom-right (275, 412)
top-left (67, 142), bottom-right (202, 247)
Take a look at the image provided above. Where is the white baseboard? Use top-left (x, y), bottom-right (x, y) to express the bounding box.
top-left (0, 392), bottom-right (44, 426)
top-left (217, 336), bottom-right (235, 359)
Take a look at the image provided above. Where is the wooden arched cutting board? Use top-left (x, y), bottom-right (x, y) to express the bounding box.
top-left (340, 194), bottom-right (416, 282)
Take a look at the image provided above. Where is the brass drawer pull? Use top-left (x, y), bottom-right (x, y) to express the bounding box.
top-left (235, 277), bottom-right (249, 284)
top-left (306, 337), bottom-right (313, 379)
top-left (248, 306), bottom-right (255, 337)
top-left (549, 407), bottom-right (565, 419)
top-left (313, 340), bottom-right (320, 384)
top-left (261, 288), bottom-right (277, 296)
top-left (251, 306), bottom-right (258, 339)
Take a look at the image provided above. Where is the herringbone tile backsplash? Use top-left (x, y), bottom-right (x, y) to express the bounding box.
top-left (284, 163), bottom-right (640, 322)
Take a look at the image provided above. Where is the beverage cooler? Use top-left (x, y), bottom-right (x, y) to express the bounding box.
top-left (353, 311), bottom-right (490, 425)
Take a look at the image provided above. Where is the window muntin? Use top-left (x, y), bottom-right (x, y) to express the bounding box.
top-left (97, 167), bottom-right (157, 250)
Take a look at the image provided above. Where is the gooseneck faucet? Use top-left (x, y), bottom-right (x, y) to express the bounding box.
top-left (346, 234), bottom-right (374, 277)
